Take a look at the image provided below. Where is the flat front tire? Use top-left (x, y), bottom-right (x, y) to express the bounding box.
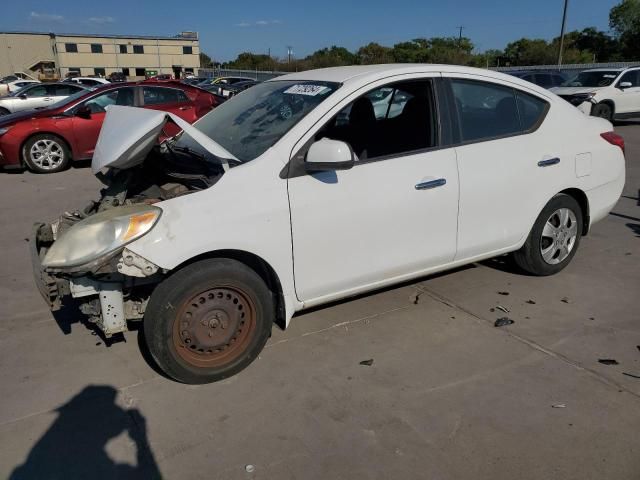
top-left (143, 258), bottom-right (274, 384)
top-left (513, 194), bottom-right (583, 276)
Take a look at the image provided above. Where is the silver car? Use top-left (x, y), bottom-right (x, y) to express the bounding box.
top-left (0, 83), bottom-right (89, 115)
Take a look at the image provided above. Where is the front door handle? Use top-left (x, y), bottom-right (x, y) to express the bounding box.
top-left (179, 106), bottom-right (192, 111)
top-left (538, 157), bottom-right (560, 167)
top-left (415, 178), bottom-right (446, 190)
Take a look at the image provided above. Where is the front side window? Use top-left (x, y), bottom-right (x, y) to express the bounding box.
top-left (83, 87), bottom-right (135, 113)
top-left (91, 44), bottom-right (103, 54)
top-left (25, 85), bottom-right (48, 97)
top-left (52, 84), bottom-right (84, 96)
top-left (65, 43), bottom-right (78, 53)
top-left (562, 70), bottom-right (620, 88)
top-left (451, 79), bottom-right (521, 142)
top-left (133, 45), bottom-right (144, 54)
top-left (185, 80), bottom-right (339, 162)
top-left (618, 70), bottom-right (639, 87)
top-left (318, 80), bottom-right (435, 160)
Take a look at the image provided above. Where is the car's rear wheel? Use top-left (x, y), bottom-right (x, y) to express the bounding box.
top-left (22, 134), bottom-right (71, 173)
top-left (0, 107), bottom-right (10, 116)
top-left (592, 103), bottom-right (613, 122)
top-left (143, 258), bottom-right (274, 384)
top-left (513, 194), bottom-right (583, 276)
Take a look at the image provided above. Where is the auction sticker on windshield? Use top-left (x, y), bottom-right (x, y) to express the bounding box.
top-left (284, 84), bottom-right (330, 96)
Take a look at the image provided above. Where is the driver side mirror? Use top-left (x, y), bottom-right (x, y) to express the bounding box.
top-left (75, 105), bottom-right (92, 119)
top-left (619, 81), bottom-right (633, 89)
top-left (305, 138), bottom-right (355, 172)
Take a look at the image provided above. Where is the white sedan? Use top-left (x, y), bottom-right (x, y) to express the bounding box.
top-left (0, 82), bottom-right (88, 115)
top-left (32, 64), bottom-right (625, 383)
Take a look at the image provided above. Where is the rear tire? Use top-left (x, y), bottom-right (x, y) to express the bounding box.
top-left (22, 134), bottom-right (71, 173)
top-left (143, 258), bottom-right (274, 384)
top-left (592, 103), bottom-right (613, 122)
top-left (513, 194), bottom-right (583, 276)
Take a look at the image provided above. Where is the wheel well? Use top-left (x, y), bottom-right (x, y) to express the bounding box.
top-left (559, 188), bottom-right (590, 235)
top-left (174, 250), bottom-right (287, 330)
top-left (599, 99), bottom-right (615, 114)
top-left (20, 132), bottom-right (74, 164)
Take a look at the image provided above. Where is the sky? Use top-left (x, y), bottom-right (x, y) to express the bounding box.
top-left (1, 0), bottom-right (620, 62)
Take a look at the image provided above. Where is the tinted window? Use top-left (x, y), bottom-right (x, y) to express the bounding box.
top-left (516, 92), bottom-right (548, 130)
top-left (91, 44), bottom-right (103, 54)
top-left (133, 45), bottom-right (144, 54)
top-left (83, 87), bottom-right (135, 113)
top-left (521, 74), bottom-right (535, 83)
top-left (551, 75), bottom-right (565, 87)
top-left (562, 71), bottom-right (620, 87)
top-left (535, 74), bottom-right (553, 88)
top-left (319, 80), bottom-right (436, 160)
top-left (183, 46), bottom-right (193, 54)
top-left (619, 70), bottom-right (639, 87)
top-left (143, 87), bottom-right (189, 105)
top-left (26, 85), bottom-right (48, 97)
top-left (452, 80), bottom-right (520, 142)
top-left (65, 43), bottom-right (78, 53)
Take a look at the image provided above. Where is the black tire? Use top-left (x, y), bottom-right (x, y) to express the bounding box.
top-left (143, 258), bottom-right (274, 384)
top-left (0, 107), bottom-right (10, 116)
top-left (592, 103), bottom-right (613, 122)
top-left (513, 194), bottom-right (583, 276)
top-left (22, 134), bottom-right (71, 173)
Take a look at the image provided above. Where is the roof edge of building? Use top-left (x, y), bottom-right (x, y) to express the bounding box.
top-left (0, 31), bottom-right (198, 41)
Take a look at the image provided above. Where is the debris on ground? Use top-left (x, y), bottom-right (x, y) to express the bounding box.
top-left (561, 297), bottom-right (571, 304)
top-left (589, 317), bottom-right (595, 321)
top-left (552, 403), bottom-right (567, 408)
top-left (636, 345), bottom-right (640, 353)
top-left (245, 464), bottom-right (255, 473)
top-left (411, 291), bottom-right (425, 305)
top-left (490, 308), bottom-right (495, 312)
top-left (494, 317), bottom-right (514, 327)
top-left (498, 291), bottom-right (510, 296)
top-left (360, 359), bottom-right (374, 366)
top-left (496, 305), bottom-right (510, 313)
top-left (526, 300), bottom-right (536, 305)
top-left (622, 372), bottom-right (640, 379)
top-left (598, 359), bottom-right (619, 365)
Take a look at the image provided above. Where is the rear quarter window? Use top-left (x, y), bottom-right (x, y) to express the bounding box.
top-left (516, 91), bottom-right (549, 131)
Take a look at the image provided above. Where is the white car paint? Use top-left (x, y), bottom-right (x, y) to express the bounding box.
top-left (0, 79), bottom-right (40, 96)
top-left (67, 77), bottom-right (111, 87)
top-left (114, 64), bottom-right (625, 326)
top-left (551, 67), bottom-right (640, 118)
top-left (0, 83), bottom-right (87, 114)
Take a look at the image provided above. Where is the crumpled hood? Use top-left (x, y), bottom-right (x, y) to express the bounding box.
top-left (549, 86), bottom-right (605, 95)
top-left (92, 105), bottom-right (233, 174)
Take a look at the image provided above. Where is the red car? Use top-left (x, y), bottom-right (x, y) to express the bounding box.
top-left (0, 81), bottom-right (219, 173)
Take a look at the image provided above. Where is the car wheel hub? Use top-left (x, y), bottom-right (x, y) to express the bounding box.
top-left (30, 139), bottom-right (64, 170)
top-left (540, 208), bottom-right (578, 265)
top-left (173, 286), bottom-right (256, 368)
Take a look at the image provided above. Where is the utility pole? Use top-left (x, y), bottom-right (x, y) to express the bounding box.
top-left (457, 26), bottom-right (464, 41)
top-left (287, 46), bottom-right (293, 70)
top-left (557, 0), bottom-right (569, 67)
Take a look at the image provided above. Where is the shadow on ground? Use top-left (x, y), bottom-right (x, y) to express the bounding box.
top-left (9, 385), bottom-right (162, 480)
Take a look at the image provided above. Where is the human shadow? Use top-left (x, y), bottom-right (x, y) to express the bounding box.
top-left (9, 385), bottom-right (162, 480)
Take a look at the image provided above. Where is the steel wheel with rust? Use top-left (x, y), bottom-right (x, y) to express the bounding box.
top-left (144, 258), bottom-right (274, 384)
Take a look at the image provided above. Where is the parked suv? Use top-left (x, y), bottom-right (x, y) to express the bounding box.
top-left (508, 70), bottom-right (566, 89)
top-left (551, 67), bottom-right (640, 121)
top-left (31, 65), bottom-right (625, 383)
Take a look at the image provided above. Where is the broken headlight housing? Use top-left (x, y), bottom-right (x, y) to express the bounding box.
top-left (42, 204), bottom-right (161, 270)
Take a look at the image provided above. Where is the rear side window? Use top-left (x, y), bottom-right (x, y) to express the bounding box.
top-left (451, 79), bottom-right (548, 143)
top-left (451, 80), bottom-right (520, 142)
top-left (143, 87), bottom-right (189, 105)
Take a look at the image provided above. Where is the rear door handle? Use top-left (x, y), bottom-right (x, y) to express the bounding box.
top-left (415, 178), bottom-right (446, 190)
top-left (538, 157), bottom-right (560, 167)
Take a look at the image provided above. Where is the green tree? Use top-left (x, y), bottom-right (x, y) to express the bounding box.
top-left (199, 52), bottom-right (214, 68)
top-left (504, 38), bottom-right (555, 65)
top-left (303, 46), bottom-right (356, 68)
top-left (610, 0), bottom-right (640, 58)
top-left (356, 42), bottom-right (393, 64)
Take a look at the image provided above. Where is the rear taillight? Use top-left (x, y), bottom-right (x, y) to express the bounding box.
top-left (601, 131), bottom-right (625, 154)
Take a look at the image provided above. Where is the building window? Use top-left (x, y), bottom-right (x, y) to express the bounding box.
top-left (133, 45), bottom-right (144, 54)
top-left (94, 68), bottom-right (106, 77)
top-left (119, 44), bottom-right (128, 54)
top-left (183, 46), bottom-right (193, 55)
top-left (91, 44), bottom-right (103, 54)
top-left (185, 68), bottom-right (194, 73)
top-left (122, 67), bottom-right (130, 76)
top-left (135, 68), bottom-right (146, 77)
top-left (65, 43), bottom-right (78, 53)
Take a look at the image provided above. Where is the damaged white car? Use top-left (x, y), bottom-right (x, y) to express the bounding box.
top-left (32, 65), bottom-right (625, 384)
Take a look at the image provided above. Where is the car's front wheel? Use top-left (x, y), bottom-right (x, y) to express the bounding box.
top-left (143, 258), bottom-right (274, 384)
top-left (592, 102), bottom-right (613, 122)
top-left (22, 134), bottom-right (71, 173)
top-left (513, 194), bottom-right (583, 276)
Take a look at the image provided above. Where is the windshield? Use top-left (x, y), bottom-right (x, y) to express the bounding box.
top-left (562, 71), bottom-right (620, 88)
top-left (181, 80), bottom-right (339, 162)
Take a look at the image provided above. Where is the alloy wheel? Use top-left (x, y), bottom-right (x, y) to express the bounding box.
top-left (540, 208), bottom-right (578, 265)
top-left (29, 139), bottom-right (65, 170)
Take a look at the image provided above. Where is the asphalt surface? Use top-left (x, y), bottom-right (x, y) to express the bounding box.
top-left (0, 124), bottom-right (638, 480)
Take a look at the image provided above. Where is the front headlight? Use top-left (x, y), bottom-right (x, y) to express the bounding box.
top-left (43, 204), bottom-right (161, 269)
